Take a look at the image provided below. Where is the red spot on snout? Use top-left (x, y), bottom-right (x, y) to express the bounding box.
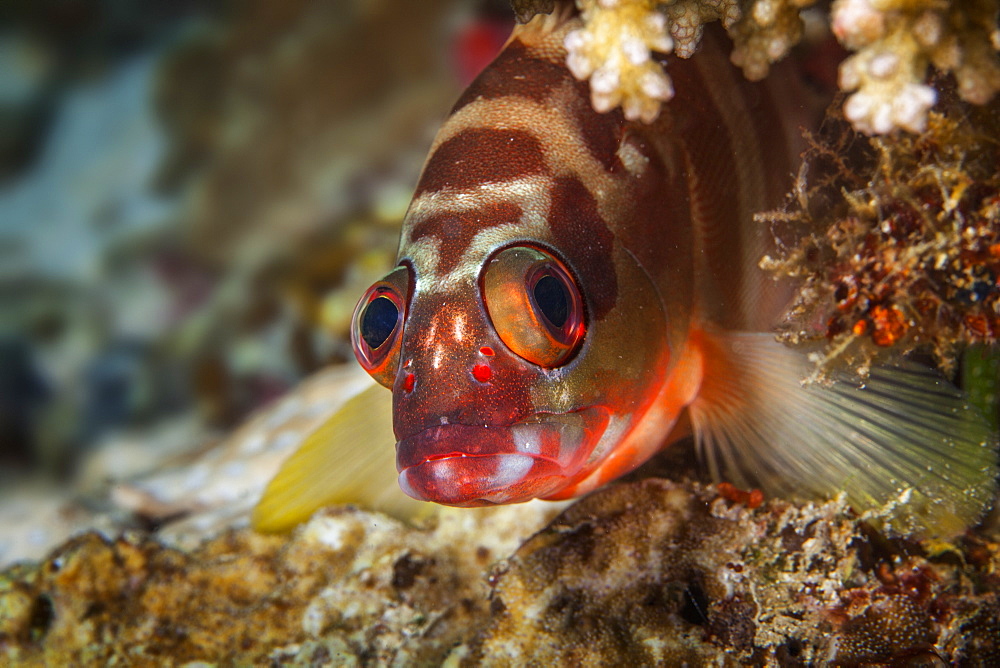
top-left (403, 373), bottom-right (415, 392)
top-left (480, 346), bottom-right (495, 356)
top-left (472, 364), bottom-right (492, 382)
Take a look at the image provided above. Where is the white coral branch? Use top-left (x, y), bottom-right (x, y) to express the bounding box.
top-left (565, 0), bottom-right (676, 122)
top-left (833, 0), bottom-right (1000, 134)
top-left (729, 0), bottom-right (814, 81)
top-left (564, 0), bottom-right (1000, 134)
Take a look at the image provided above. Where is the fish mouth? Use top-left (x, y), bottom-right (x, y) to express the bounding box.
top-left (396, 407), bottom-right (611, 506)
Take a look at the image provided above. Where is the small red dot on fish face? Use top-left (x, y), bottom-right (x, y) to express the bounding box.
top-left (403, 373), bottom-right (415, 392)
top-left (479, 346), bottom-right (495, 356)
top-left (472, 364), bottom-right (492, 382)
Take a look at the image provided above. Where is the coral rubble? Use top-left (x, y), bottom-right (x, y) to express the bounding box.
top-left (0, 364), bottom-right (407, 568)
top-left (2, 479), bottom-right (998, 664)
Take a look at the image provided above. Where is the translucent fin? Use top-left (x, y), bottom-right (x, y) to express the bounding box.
top-left (688, 331), bottom-right (998, 536)
top-left (252, 384), bottom-right (427, 533)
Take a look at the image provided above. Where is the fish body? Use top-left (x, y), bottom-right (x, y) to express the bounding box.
top-left (372, 12), bottom-right (795, 506)
top-left (257, 7), bottom-right (996, 535)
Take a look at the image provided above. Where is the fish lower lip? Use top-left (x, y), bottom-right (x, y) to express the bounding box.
top-left (395, 407), bottom-right (610, 506)
top-left (398, 454), bottom-right (564, 506)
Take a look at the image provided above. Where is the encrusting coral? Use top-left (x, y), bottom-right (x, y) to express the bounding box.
top-left (472, 479), bottom-right (1000, 665)
top-left (4, 479), bottom-right (998, 664)
top-left (540, 0), bottom-right (1000, 133)
top-left (760, 92), bottom-right (1000, 380)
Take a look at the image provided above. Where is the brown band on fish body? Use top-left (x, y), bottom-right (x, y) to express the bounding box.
top-left (546, 175), bottom-right (617, 319)
top-left (414, 128), bottom-right (547, 197)
top-left (407, 202), bottom-right (524, 276)
top-left (451, 40), bottom-right (574, 113)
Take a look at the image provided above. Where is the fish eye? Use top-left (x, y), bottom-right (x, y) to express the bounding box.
top-left (481, 245), bottom-right (585, 367)
top-left (360, 296), bottom-right (399, 350)
top-left (532, 274), bottom-right (569, 329)
top-left (352, 266), bottom-right (409, 387)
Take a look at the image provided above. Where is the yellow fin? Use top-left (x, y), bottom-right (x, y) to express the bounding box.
top-left (689, 331), bottom-right (998, 537)
top-left (252, 383), bottom-right (428, 533)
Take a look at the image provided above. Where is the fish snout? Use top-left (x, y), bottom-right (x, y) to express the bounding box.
top-left (391, 340), bottom-right (536, 441)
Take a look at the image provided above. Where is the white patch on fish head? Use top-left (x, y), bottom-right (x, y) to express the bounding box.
top-left (401, 175), bottom-right (554, 294)
top-left (616, 137), bottom-right (650, 177)
top-left (493, 454), bottom-right (534, 488)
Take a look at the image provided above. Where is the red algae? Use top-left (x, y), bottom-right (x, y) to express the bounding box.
top-left (761, 90), bottom-right (1000, 380)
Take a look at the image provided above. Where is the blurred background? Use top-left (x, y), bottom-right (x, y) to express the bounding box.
top-left (0, 0), bottom-right (513, 487)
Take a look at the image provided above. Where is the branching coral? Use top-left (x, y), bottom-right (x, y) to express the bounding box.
top-left (759, 95), bottom-right (1000, 379)
top-left (560, 0), bottom-right (824, 121)
top-left (564, 0), bottom-right (676, 121)
top-left (728, 0), bottom-right (816, 79)
top-left (562, 0), bottom-right (801, 121)
top-left (664, 0), bottom-right (742, 58)
top-left (833, 0), bottom-right (1000, 134)
top-left (554, 0), bottom-right (1000, 133)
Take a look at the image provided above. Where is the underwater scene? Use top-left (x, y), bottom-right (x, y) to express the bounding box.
top-left (1, 0), bottom-right (999, 663)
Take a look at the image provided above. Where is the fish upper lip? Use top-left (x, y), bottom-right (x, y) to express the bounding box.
top-left (395, 407), bottom-right (610, 471)
top-left (395, 422), bottom-right (532, 470)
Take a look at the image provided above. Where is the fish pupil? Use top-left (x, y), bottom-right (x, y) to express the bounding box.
top-left (361, 296), bottom-right (399, 349)
top-left (533, 274), bottom-right (568, 329)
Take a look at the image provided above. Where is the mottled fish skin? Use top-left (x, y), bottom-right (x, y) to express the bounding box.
top-left (260, 4), bottom-right (996, 535)
top-left (372, 8), bottom-right (800, 505)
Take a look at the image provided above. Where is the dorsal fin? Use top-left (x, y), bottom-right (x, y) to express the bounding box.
top-left (687, 329), bottom-right (998, 536)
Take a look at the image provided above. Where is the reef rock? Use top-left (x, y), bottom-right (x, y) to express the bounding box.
top-left (2, 478), bottom-right (998, 664)
top-left (0, 502), bottom-right (560, 665)
top-left (469, 479), bottom-right (1000, 664)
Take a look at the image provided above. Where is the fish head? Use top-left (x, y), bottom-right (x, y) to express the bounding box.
top-left (351, 188), bottom-right (672, 506)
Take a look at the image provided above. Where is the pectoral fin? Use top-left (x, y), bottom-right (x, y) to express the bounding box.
top-left (252, 383), bottom-right (427, 533)
top-left (688, 331), bottom-right (998, 537)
